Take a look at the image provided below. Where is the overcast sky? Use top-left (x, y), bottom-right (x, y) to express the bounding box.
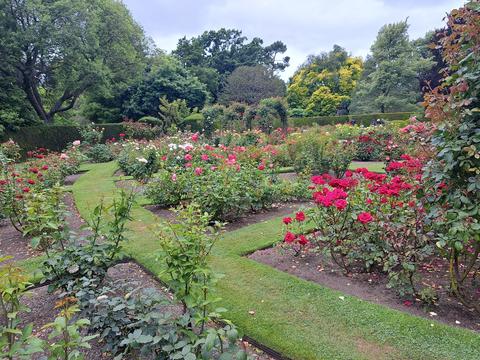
top-left (122, 0), bottom-right (465, 80)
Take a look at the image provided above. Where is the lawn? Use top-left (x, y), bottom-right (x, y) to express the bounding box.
top-left (68, 161), bottom-right (479, 360)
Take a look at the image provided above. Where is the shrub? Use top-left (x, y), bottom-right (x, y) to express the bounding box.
top-left (289, 130), bottom-right (355, 176)
top-left (117, 142), bottom-right (160, 182)
top-left (85, 143), bottom-right (114, 163)
top-left (283, 156), bottom-right (434, 296)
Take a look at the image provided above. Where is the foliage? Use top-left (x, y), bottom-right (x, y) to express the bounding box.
top-left (42, 191), bottom-right (135, 293)
top-left (350, 21), bottom-right (434, 113)
top-left (0, 0), bottom-right (148, 123)
top-left (290, 111), bottom-right (416, 127)
top-left (287, 45), bottom-right (363, 116)
top-left (220, 65), bottom-right (285, 104)
top-left (43, 298), bottom-right (98, 360)
top-left (85, 144), bottom-right (114, 163)
top-left (284, 157), bottom-right (433, 296)
top-left (288, 129), bottom-right (355, 176)
top-left (173, 28), bottom-right (289, 100)
top-left (121, 53), bottom-right (208, 120)
top-left (158, 96), bottom-right (193, 131)
top-left (117, 142), bottom-right (160, 182)
top-left (0, 146), bottom-right (81, 241)
top-left (0, 257), bottom-right (44, 359)
top-left (423, 1), bottom-right (480, 313)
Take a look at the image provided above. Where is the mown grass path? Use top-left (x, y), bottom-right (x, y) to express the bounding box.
top-left (72, 162), bottom-right (480, 360)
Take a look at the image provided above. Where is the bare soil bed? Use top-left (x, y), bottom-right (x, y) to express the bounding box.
top-left (249, 246), bottom-right (480, 332)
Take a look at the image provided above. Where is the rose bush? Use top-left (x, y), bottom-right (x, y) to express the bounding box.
top-left (283, 154), bottom-right (435, 296)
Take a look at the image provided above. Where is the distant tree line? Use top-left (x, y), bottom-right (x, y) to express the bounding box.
top-left (0, 0), bottom-right (454, 133)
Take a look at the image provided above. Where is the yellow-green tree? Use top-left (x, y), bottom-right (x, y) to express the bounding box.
top-left (287, 45), bottom-right (362, 116)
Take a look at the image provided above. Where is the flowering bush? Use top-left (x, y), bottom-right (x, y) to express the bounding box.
top-left (283, 155), bottom-right (434, 295)
top-left (332, 123), bottom-right (405, 161)
top-left (0, 144), bottom-right (81, 240)
top-left (117, 141), bottom-right (160, 182)
top-left (422, 1), bottom-right (480, 313)
top-left (140, 133), bottom-right (309, 221)
top-left (288, 129), bottom-right (355, 176)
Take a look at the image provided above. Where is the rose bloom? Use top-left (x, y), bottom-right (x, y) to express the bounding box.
top-left (284, 231), bottom-right (296, 243)
top-left (119, 133), bottom-right (126, 138)
top-left (298, 235), bottom-right (309, 245)
top-left (295, 211), bottom-right (305, 222)
top-left (185, 162), bottom-right (192, 168)
top-left (171, 173), bottom-right (177, 182)
top-left (283, 217), bottom-right (292, 225)
top-left (210, 166), bottom-right (217, 171)
top-left (184, 154), bottom-right (193, 161)
top-left (357, 211), bottom-right (373, 224)
top-left (201, 154), bottom-right (209, 161)
top-left (22, 187), bottom-right (30, 193)
top-left (194, 167), bottom-right (203, 176)
top-left (41, 165), bottom-right (49, 170)
top-left (258, 164), bottom-right (265, 170)
top-left (27, 179), bottom-right (35, 185)
top-left (72, 140), bottom-right (81, 146)
top-left (191, 133), bottom-right (199, 142)
top-left (60, 153), bottom-right (69, 160)
top-left (334, 199), bottom-right (348, 210)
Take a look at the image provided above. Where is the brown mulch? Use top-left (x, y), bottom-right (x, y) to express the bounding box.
top-left (249, 246), bottom-right (480, 332)
top-left (145, 202), bottom-right (311, 232)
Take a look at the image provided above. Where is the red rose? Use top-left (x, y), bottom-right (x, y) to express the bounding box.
top-left (334, 199), bottom-right (347, 210)
top-left (119, 133), bottom-right (126, 137)
top-left (258, 164), bottom-right (265, 170)
top-left (194, 167), bottom-right (203, 176)
top-left (284, 231), bottom-right (296, 243)
top-left (184, 154), bottom-right (193, 161)
top-left (27, 179), bottom-right (35, 185)
top-left (22, 187), bottom-right (30, 193)
top-left (283, 217), bottom-right (292, 225)
top-left (295, 211), bottom-right (305, 222)
top-left (298, 235), bottom-right (308, 245)
top-left (42, 165), bottom-right (49, 170)
top-left (357, 212), bottom-right (373, 224)
top-left (344, 170), bottom-right (353, 177)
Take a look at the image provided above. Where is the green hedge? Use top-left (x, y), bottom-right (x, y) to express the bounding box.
top-left (289, 112), bottom-right (418, 127)
top-left (0, 124), bottom-right (125, 153)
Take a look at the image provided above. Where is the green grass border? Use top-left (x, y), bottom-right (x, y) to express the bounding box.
top-left (22, 161), bottom-right (479, 360)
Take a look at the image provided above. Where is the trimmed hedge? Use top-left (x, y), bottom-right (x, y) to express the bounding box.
top-left (0, 124), bottom-right (125, 153)
top-left (289, 112), bottom-right (419, 127)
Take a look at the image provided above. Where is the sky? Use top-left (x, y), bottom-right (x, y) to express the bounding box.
top-left (122, 0), bottom-right (465, 80)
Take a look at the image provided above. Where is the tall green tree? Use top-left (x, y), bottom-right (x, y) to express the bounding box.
top-left (121, 54), bottom-right (208, 120)
top-left (350, 21), bottom-right (434, 114)
top-left (173, 28), bottom-right (289, 100)
top-left (287, 45), bottom-right (363, 116)
top-left (0, 0), bottom-right (148, 124)
top-left (219, 65), bottom-right (285, 105)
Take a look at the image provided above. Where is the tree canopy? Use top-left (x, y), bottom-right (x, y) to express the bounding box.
top-left (219, 65), bottom-right (285, 105)
top-left (173, 29), bottom-right (289, 100)
top-left (0, 0), bottom-right (149, 124)
top-left (350, 21), bottom-right (434, 114)
top-left (287, 45), bottom-right (363, 116)
top-left (121, 54), bottom-right (208, 120)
